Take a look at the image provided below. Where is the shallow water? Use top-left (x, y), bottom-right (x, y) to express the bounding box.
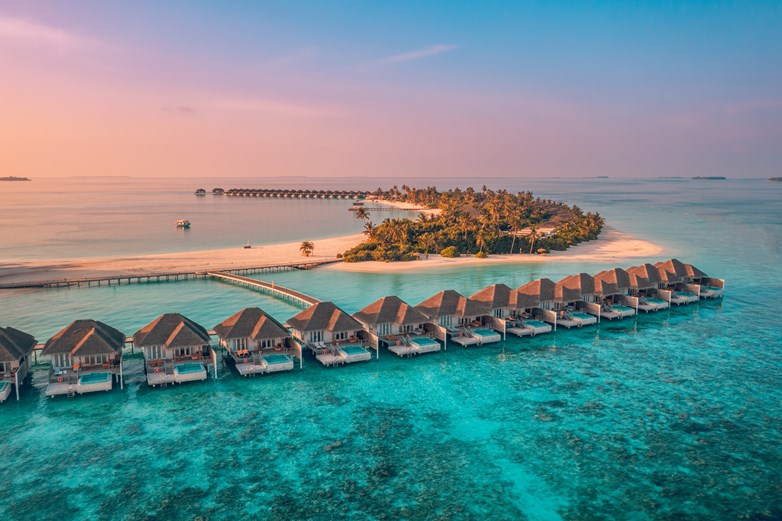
top-left (1, 177), bottom-right (781, 520)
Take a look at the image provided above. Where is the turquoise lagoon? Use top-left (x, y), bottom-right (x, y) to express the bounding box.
top-left (0, 177), bottom-right (781, 520)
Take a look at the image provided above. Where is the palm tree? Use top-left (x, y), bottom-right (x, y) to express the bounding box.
top-left (355, 207), bottom-right (370, 220)
top-left (528, 225), bottom-right (539, 254)
top-left (476, 226), bottom-right (487, 254)
top-left (300, 241), bottom-right (314, 257)
top-left (419, 232), bottom-right (437, 259)
top-left (363, 221), bottom-right (376, 238)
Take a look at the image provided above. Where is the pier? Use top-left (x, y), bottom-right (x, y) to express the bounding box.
top-left (0, 260), bottom-right (340, 290)
top-left (348, 206), bottom-right (428, 212)
top-left (207, 272), bottom-right (321, 307)
top-left (224, 188), bottom-right (370, 199)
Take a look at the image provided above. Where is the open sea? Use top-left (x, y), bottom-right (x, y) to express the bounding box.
top-left (1, 176), bottom-right (781, 520)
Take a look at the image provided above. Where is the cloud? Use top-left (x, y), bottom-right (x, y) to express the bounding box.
top-left (0, 16), bottom-right (94, 49)
top-left (210, 97), bottom-right (341, 118)
top-left (162, 106), bottom-right (197, 116)
top-left (379, 44), bottom-right (458, 64)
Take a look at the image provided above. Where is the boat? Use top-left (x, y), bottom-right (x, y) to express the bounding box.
top-left (195, 188), bottom-right (206, 196)
top-left (243, 243), bottom-right (252, 249)
top-left (176, 220), bottom-right (191, 228)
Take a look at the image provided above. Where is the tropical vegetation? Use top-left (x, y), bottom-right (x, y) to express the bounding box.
top-left (342, 185), bottom-right (604, 262)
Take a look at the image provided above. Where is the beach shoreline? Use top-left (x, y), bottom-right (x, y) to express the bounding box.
top-left (0, 226), bottom-right (662, 284)
top-left (327, 226), bottom-right (663, 273)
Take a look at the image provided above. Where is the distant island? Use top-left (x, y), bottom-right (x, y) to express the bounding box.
top-left (692, 176), bottom-right (726, 180)
top-left (0, 176), bottom-right (31, 182)
top-left (342, 185), bottom-right (604, 262)
top-left (769, 177), bottom-right (782, 182)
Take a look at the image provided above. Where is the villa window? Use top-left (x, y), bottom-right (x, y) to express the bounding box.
top-left (0, 362), bottom-right (7, 375)
top-left (439, 316), bottom-right (452, 327)
top-left (234, 338), bottom-right (247, 350)
top-left (493, 308), bottom-right (503, 318)
top-left (54, 353), bottom-right (70, 369)
top-left (175, 347), bottom-right (192, 357)
top-left (310, 331), bottom-right (322, 343)
top-left (378, 323), bottom-right (391, 336)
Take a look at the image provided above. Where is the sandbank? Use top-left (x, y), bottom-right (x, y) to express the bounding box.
top-left (0, 234), bottom-right (364, 285)
top-left (326, 227), bottom-right (663, 273)
top-left (369, 199), bottom-right (441, 215)
top-left (0, 227), bottom-right (663, 285)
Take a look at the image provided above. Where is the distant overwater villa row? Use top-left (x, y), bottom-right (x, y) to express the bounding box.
top-left (0, 258), bottom-right (723, 403)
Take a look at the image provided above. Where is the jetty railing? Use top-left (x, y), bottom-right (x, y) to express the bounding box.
top-left (207, 272), bottom-right (320, 307)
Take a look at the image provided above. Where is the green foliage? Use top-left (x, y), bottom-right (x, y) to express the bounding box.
top-left (476, 251), bottom-right (488, 258)
top-left (339, 185), bottom-right (605, 262)
top-left (441, 246), bottom-right (460, 258)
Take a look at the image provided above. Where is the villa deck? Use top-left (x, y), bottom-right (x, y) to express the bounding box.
top-left (388, 335), bottom-right (442, 357)
top-left (146, 358), bottom-right (208, 386)
top-left (507, 319), bottom-right (553, 337)
top-left (228, 351), bottom-right (295, 376)
top-left (310, 342), bottom-right (372, 367)
top-left (45, 369), bottom-right (118, 397)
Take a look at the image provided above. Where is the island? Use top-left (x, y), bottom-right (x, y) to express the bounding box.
top-left (769, 177), bottom-right (782, 182)
top-left (342, 185), bottom-right (604, 262)
top-left (692, 176), bottom-right (726, 180)
top-left (0, 176), bottom-right (31, 181)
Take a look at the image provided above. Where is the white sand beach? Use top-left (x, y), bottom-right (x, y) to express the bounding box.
top-left (0, 226), bottom-right (662, 284)
top-left (0, 234), bottom-right (365, 284)
top-left (327, 227), bottom-right (664, 273)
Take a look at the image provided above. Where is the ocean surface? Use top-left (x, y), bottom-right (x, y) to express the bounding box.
top-left (1, 176), bottom-right (781, 520)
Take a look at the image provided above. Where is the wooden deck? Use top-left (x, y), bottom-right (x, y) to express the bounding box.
top-left (207, 272), bottom-right (321, 307)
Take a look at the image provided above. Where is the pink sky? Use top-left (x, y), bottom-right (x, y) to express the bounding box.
top-left (1, 6), bottom-right (780, 178)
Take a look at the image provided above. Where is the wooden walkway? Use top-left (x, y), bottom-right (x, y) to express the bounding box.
top-left (0, 259), bottom-right (340, 289)
top-left (348, 206), bottom-right (428, 212)
top-left (207, 272), bottom-right (320, 307)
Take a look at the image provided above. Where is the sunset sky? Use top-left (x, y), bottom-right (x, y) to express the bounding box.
top-left (1, 1), bottom-right (781, 178)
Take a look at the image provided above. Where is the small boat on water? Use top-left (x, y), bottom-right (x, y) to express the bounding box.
top-left (243, 243), bottom-right (252, 249)
top-left (176, 220), bottom-right (191, 228)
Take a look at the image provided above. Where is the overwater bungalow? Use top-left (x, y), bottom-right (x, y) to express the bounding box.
top-left (655, 259), bottom-right (700, 304)
top-left (684, 263), bottom-right (725, 298)
top-left (133, 313), bottom-right (217, 387)
top-left (352, 296), bottom-right (439, 357)
top-left (287, 301), bottom-right (372, 366)
top-left (626, 264), bottom-right (669, 312)
top-left (470, 283), bottom-right (517, 340)
top-left (0, 327), bottom-right (36, 402)
top-left (592, 268), bottom-right (636, 319)
top-left (41, 320), bottom-right (125, 397)
top-left (549, 273), bottom-right (599, 328)
top-left (214, 307), bottom-right (298, 376)
top-left (414, 290), bottom-right (499, 347)
top-left (507, 279), bottom-right (556, 337)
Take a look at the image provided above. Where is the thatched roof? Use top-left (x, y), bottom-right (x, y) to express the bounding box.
top-left (627, 263), bottom-right (662, 289)
top-left (213, 307), bottom-right (289, 341)
top-left (557, 273), bottom-right (596, 294)
top-left (685, 263), bottom-right (708, 279)
top-left (414, 290), bottom-right (489, 319)
top-left (470, 284), bottom-right (513, 309)
top-left (655, 258), bottom-right (688, 283)
top-left (287, 301), bottom-right (361, 333)
top-left (42, 320), bottom-right (125, 356)
top-left (353, 296), bottom-right (428, 326)
top-left (133, 313), bottom-right (211, 348)
top-left (515, 278), bottom-right (556, 308)
top-left (0, 326), bottom-right (36, 362)
top-left (593, 268), bottom-right (631, 295)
